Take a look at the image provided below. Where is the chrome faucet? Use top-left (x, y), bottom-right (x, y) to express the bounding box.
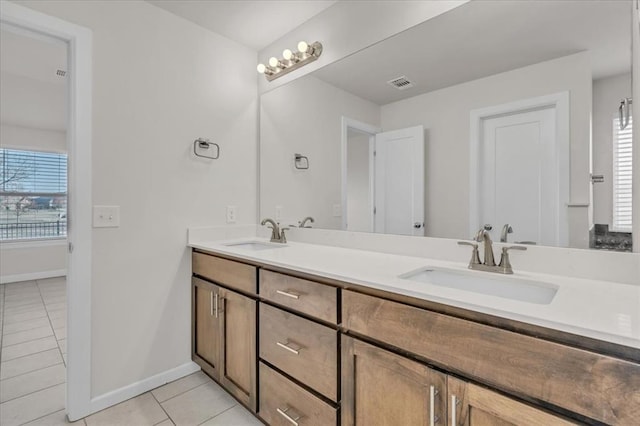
top-left (261, 218), bottom-right (289, 243)
top-left (299, 216), bottom-right (314, 228)
top-left (500, 224), bottom-right (513, 242)
top-left (458, 227), bottom-right (527, 274)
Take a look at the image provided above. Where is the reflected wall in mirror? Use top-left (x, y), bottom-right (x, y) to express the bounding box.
top-left (260, 0), bottom-right (633, 250)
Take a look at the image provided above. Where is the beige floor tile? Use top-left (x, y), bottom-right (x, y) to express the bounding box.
top-left (4, 285), bottom-right (38, 296)
top-left (0, 382), bottom-right (65, 426)
top-left (4, 296), bottom-right (42, 309)
top-left (36, 277), bottom-right (66, 286)
top-left (58, 338), bottom-right (67, 354)
top-left (50, 317), bottom-right (66, 329)
top-left (1, 336), bottom-right (59, 361)
top-left (0, 348), bottom-right (63, 380)
top-left (161, 381), bottom-right (236, 426)
top-left (200, 405), bottom-right (262, 426)
top-left (4, 309), bottom-right (48, 325)
top-left (43, 295), bottom-right (66, 305)
top-left (22, 409), bottom-right (85, 425)
top-left (48, 310), bottom-right (67, 320)
top-left (2, 325), bottom-right (54, 346)
top-left (3, 302), bottom-right (46, 316)
top-left (2, 316), bottom-right (51, 335)
top-left (0, 363), bottom-right (66, 402)
top-left (151, 371), bottom-right (210, 403)
top-left (154, 420), bottom-right (174, 426)
top-left (85, 393), bottom-right (167, 426)
top-left (45, 302), bottom-right (66, 312)
top-left (62, 354), bottom-right (67, 365)
top-left (54, 327), bottom-right (67, 340)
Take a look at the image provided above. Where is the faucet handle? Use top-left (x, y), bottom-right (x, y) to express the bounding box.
top-left (458, 241), bottom-right (481, 266)
top-left (498, 245), bottom-right (527, 274)
top-left (280, 227), bottom-right (289, 243)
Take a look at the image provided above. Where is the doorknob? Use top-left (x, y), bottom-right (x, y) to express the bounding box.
top-left (414, 222), bottom-right (424, 229)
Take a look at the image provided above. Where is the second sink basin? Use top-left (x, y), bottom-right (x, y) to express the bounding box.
top-left (399, 267), bottom-right (558, 305)
top-left (223, 241), bottom-right (285, 251)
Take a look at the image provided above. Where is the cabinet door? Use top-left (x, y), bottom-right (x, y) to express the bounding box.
top-left (447, 377), bottom-right (575, 426)
top-left (342, 335), bottom-right (446, 426)
top-left (219, 287), bottom-right (257, 411)
top-left (193, 278), bottom-right (221, 380)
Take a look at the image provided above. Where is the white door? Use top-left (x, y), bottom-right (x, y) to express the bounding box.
top-left (374, 125), bottom-right (425, 236)
top-left (479, 107), bottom-right (559, 245)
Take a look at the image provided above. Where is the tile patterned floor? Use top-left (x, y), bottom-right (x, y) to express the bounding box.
top-left (0, 278), bottom-right (262, 426)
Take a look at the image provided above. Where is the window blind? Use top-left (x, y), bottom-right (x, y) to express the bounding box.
top-left (612, 116), bottom-right (632, 232)
top-left (0, 149), bottom-right (67, 240)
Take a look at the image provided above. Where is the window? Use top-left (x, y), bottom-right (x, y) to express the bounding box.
top-left (0, 149), bottom-right (67, 241)
top-left (612, 116), bottom-right (632, 232)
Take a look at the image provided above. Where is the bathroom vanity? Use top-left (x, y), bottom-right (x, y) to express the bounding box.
top-left (189, 240), bottom-right (640, 425)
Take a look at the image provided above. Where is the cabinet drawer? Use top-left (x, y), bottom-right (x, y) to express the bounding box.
top-left (343, 290), bottom-right (640, 425)
top-left (193, 251), bottom-right (256, 294)
top-left (260, 303), bottom-right (338, 401)
top-left (259, 362), bottom-right (337, 426)
top-left (260, 270), bottom-right (338, 323)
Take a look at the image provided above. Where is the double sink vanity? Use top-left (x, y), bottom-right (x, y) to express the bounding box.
top-left (188, 230), bottom-right (640, 425)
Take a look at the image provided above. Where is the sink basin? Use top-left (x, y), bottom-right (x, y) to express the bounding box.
top-left (223, 241), bottom-right (285, 251)
top-left (399, 267), bottom-right (558, 305)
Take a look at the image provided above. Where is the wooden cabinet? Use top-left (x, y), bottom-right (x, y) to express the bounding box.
top-left (193, 277), bottom-right (221, 380)
top-left (342, 335), bottom-right (446, 426)
top-left (218, 286), bottom-right (257, 410)
top-left (192, 277), bottom-right (257, 410)
top-left (447, 377), bottom-right (575, 426)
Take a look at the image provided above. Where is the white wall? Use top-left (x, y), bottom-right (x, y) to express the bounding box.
top-left (381, 52), bottom-right (592, 247)
top-left (592, 73), bottom-right (632, 228)
top-left (1, 44), bottom-right (68, 283)
top-left (258, 1), bottom-right (468, 94)
top-left (16, 0), bottom-right (258, 397)
top-left (346, 131), bottom-right (371, 232)
top-left (260, 75), bottom-right (379, 229)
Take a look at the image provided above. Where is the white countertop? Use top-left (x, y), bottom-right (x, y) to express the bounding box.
top-left (190, 237), bottom-right (640, 350)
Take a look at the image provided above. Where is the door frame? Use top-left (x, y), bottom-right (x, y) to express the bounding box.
top-left (341, 116), bottom-right (381, 231)
top-left (469, 92), bottom-right (570, 245)
top-left (1, 2), bottom-right (93, 421)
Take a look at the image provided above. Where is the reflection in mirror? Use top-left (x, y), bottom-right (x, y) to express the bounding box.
top-left (260, 0), bottom-right (633, 250)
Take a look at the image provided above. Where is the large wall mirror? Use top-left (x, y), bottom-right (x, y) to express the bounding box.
top-left (260, 0), bottom-right (633, 251)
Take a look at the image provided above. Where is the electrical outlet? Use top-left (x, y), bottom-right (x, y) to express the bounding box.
top-left (333, 204), bottom-right (342, 217)
top-left (275, 205), bottom-right (283, 221)
top-left (226, 206), bottom-right (237, 223)
top-left (93, 205), bottom-right (120, 228)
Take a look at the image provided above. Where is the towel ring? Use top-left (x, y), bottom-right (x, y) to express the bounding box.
top-left (294, 153), bottom-right (309, 170)
top-left (194, 138), bottom-right (220, 159)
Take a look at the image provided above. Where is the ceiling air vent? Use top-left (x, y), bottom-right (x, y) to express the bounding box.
top-left (56, 69), bottom-right (67, 77)
top-left (387, 76), bottom-right (414, 90)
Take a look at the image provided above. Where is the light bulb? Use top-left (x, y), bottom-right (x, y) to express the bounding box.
top-left (269, 57), bottom-right (279, 67)
top-left (282, 49), bottom-right (293, 60)
top-left (256, 63), bottom-right (266, 74)
top-left (297, 41), bottom-right (308, 53)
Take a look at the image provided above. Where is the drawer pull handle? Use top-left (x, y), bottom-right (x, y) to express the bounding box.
top-left (277, 406), bottom-right (301, 426)
top-left (276, 341), bottom-right (300, 355)
top-left (210, 292), bottom-right (213, 317)
top-left (214, 293), bottom-right (219, 318)
top-left (429, 385), bottom-right (439, 425)
top-left (451, 394), bottom-right (460, 425)
top-left (276, 290), bottom-right (300, 299)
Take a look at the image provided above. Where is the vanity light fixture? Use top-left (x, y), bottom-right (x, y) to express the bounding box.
top-left (257, 40), bottom-right (323, 81)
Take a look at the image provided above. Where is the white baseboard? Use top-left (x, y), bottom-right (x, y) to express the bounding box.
top-left (84, 362), bottom-right (201, 419)
top-left (0, 269), bottom-right (67, 284)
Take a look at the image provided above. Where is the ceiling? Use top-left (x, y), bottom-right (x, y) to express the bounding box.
top-left (146, 0), bottom-right (337, 51)
top-left (313, 0), bottom-right (632, 105)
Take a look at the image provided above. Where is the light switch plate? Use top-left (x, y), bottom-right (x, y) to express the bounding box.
top-left (93, 205), bottom-right (120, 228)
top-left (333, 204), bottom-right (342, 217)
top-left (226, 206), bottom-right (237, 223)
top-left (275, 205), bottom-right (283, 221)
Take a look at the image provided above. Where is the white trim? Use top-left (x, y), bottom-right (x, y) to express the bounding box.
top-left (340, 116), bottom-right (381, 231)
top-left (469, 92), bottom-right (570, 246)
top-left (89, 362), bottom-right (201, 415)
top-left (0, 2), bottom-right (93, 421)
top-left (1, 269), bottom-right (66, 284)
top-left (0, 238), bottom-right (67, 249)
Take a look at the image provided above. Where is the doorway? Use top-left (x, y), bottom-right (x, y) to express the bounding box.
top-left (1, 2), bottom-right (92, 421)
top-left (470, 92), bottom-right (570, 246)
